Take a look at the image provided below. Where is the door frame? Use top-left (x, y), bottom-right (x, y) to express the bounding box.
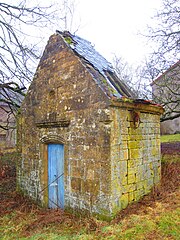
top-left (47, 143), bottom-right (64, 208)
top-left (40, 134), bottom-right (66, 208)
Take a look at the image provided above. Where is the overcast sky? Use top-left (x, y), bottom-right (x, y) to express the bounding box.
top-left (67, 0), bottom-right (162, 66)
top-left (6, 0), bottom-right (163, 67)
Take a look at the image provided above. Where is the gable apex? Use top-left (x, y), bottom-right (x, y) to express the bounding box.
top-left (56, 30), bottom-right (135, 99)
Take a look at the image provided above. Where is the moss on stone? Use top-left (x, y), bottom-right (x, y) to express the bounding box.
top-left (64, 36), bottom-right (74, 45)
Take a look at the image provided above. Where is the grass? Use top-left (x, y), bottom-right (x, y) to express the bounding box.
top-left (158, 209), bottom-right (180, 239)
top-left (160, 134), bottom-right (180, 163)
top-left (0, 139), bottom-right (180, 240)
top-left (161, 133), bottom-right (180, 143)
top-left (1, 203), bottom-right (180, 239)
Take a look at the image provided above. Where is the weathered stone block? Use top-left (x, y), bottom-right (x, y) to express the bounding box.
top-left (122, 183), bottom-right (136, 193)
top-left (128, 173), bottom-right (136, 184)
top-left (120, 193), bottom-right (129, 209)
top-left (129, 149), bottom-right (142, 159)
top-left (128, 191), bottom-right (135, 202)
top-left (71, 177), bottom-right (81, 192)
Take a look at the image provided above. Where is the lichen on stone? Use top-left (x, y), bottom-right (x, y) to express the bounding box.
top-left (64, 36), bottom-right (74, 45)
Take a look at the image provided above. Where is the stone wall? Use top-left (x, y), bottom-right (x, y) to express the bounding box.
top-left (18, 107), bottom-right (113, 216)
top-left (17, 34), bottom-right (113, 217)
top-left (160, 118), bottom-right (180, 134)
top-left (110, 106), bottom-right (161, 215)
top-left (17, 33), bottom-right (163, 219)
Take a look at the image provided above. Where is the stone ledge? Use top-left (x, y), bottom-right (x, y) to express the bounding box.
top-left (36, 120), bottom-right (70, 128)
top-left (110, 100), bottom-right (164, 115)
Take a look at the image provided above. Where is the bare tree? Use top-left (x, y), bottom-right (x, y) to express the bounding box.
top-left (61, 0), bottom-right (80, 33)
top-left (137, 0), bottom-right (180, 121)
top-left (113, 55), bottom-right (154, 99)
top-left (147, 0), bottom-right (180, 65)
top-left (151, 61), bottom-right (180, 122)
top-left (0, 1), bottom-right (55, 126)
top-left (113, 55), bottom-right (133, 86)
top-left (133, 57), bottom-right (180, 122)
top-left (112, 55), bottom-right (140, 98)
top-left (0, 0), bottom-right (77, 131)
top-left (132, 57), bottom-right (162, 100)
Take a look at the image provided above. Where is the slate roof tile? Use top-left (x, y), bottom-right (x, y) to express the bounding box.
top-left (56, 30), bottom-right (135, 99)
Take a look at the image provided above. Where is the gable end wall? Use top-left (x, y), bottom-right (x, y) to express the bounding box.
top-left (17, 34), bottom-right (114, 217)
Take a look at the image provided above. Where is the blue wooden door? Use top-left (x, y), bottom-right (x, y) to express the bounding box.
top-left (48, 144), bottom-right (64, 209)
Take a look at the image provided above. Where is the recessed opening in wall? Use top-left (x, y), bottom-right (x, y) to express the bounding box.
top-left (49, 112), bottom-right (57, 121)
top-left (129, 110), bottom-right (141, 129)
top-left (49, 90), bottom-right (55, 99)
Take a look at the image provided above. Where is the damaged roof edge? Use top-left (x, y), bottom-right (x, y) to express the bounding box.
top-left (56, 30), bottom-right (113, 72)
top-left (56, 30), bottom-right (135, 99)
top-left (110, 97), bottom-right (164, 114)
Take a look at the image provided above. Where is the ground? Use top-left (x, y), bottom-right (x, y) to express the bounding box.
top-left (161, 142), bottom-right (180, 155)
top-left (0, 139), bottom-right (180, 239)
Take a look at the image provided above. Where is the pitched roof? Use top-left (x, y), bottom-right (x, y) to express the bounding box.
top-left (151, 60), bottom-right (180, 85)
top-left (56, 31), bottom-right (135, 99)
